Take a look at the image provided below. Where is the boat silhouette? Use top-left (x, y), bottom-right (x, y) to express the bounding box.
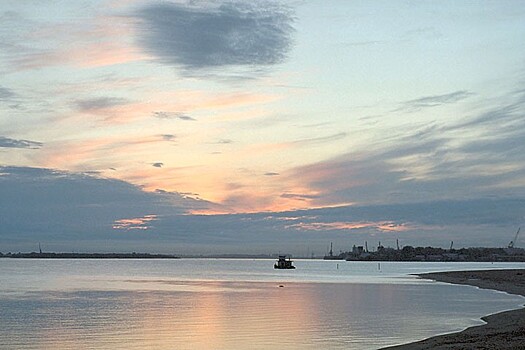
top-left (274, 255), bottom-right (295, 269)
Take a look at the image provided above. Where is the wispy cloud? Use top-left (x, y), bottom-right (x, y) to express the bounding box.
top-left (0, 136), bottom-right (43, 149)
top-left (446, 90), bottom-right (525, 132)
top-left (37, 134), bottom-right (181, 171)
top-left (1, 8), bottom-right (148, 71)
top-left (153, 111), bottom-right (197, 121)
top-left (282, 88), bottom-right (525, 208)
top-left (280, 193), bottom-right (319, 201)
top-left (396, 90), bottom-right (473, 112)
top-left (160, 134), bottom-right (176, 142)
top-left (75, 97), bottom-right (130, 112)
top-left (286, 220), bottom-right (411, 233)
top-left (113, 214), bottom-right (158, 231)
top-left (0, 86), bottom-right (21, 109)
top-left (136, 1), bottom-right (295, 74)
top-left (290, 132), bottom-right (347, 146)
top-left (71, 96), bottom-right (153, 123)
top-left (0, 86), bottom-right (16, 101)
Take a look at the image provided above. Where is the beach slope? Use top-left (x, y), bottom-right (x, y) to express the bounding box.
top-left (383, 269), bottom-right (525, 350)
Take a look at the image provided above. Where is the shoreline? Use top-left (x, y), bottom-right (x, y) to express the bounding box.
top-left (382, 269), bottom-right (525, 349)
top-left (0, 252), bottom-right (180, 259)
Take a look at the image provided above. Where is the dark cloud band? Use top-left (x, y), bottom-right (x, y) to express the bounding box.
top-left (136, 1), bottom-right (294, 71)
top-left (0, 136), bottom-right (42, 149)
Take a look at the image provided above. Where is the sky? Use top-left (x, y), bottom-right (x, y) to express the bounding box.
top-left (1, 0), bottom-right (525, 255)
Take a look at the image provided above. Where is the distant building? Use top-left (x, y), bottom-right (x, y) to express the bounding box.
top-left (352, 245), bottom-right (364, 255)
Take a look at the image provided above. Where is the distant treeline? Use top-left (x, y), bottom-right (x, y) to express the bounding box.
top-left (0, 252), bottom-right (180, 259)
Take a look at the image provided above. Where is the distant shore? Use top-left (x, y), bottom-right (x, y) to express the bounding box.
top-left (0, 252), bottom-right (180, 259)
top-left (382, 269), bottom-right (525, 350)
top-left (0, 253), bottom-right (284, 259)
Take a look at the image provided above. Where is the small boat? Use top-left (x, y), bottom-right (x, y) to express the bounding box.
top-left (274, 255), bottom-right (295, 269)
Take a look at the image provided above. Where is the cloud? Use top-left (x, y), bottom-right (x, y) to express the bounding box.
top-left (291, 132), bottom-right (347, 145)
top-left (0, 167), bottom-right (170, 239)
top-left (0, 86), bottom-right (21, 109)
top-left (1, 167), bottom-right (523, 253)
top-left (71, 97), bottom-right (154, 123)
top-left (280, 193), bottom-right (320, 201)
top-left (0, 136), bottom-right (43, 149)
top-left (0, 166), bottom-right (218, 238)
top-left (285, 220), bottom-right (411, 233)
top-left (0, 9), bottom-right (148, 71)
top-left (75, 97), bottom-right (130, 112)
top-left (216, 139), bottom-right (233, 144)
top-left (153, 111), bottom-right (196, 121)
top-left (153, 188), bottom-right (222, 212)
top-left (35, 133), bottom-right (198, 179)
top-left (282, 88), bottom-right (525, 208)
top-left (397, 90), bottom-right (473, 112)
top-left (0, 86), bottom-right (15, 101)
top-left (161, 134), bottom-right (176, 141)
top-left (446, 90), bottom-right (525, 133)
top-left (113, 214), bottom-right (158, 231)
top-left (136, 1), bottom-right (295, 72)
top-left (152, 162), bottom-right (163, 168)
top-left (204, 138), bottom-right (235, 146)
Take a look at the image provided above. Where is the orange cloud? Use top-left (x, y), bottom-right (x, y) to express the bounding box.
top-left (376, 222), bottom-right (411, 232)
top-left (72, 100), bottom-right (155, 124)
top-left (56, 88), bottom-right (279, 126)
top-left (35, 133), bottom-right (180, 173)
top-left (113, 214), bottom-right (157, 230)
top-left (68, 41), bottom-right (149, 68)
top-left (286, 221), bottom-right (413, 233)
top-left (150, 90), bottom-right (279, 116)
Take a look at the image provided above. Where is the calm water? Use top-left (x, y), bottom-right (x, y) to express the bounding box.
top-left (0, 259), bottom-right (524, 349)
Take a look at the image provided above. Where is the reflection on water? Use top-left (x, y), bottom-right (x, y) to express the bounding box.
top-left (0, 260), bottom-right (524, 349)
top-left (1, 281), bottom-right (523, 349)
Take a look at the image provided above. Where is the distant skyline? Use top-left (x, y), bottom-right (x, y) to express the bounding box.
top-left (1, 1), bottom-right (525, 254)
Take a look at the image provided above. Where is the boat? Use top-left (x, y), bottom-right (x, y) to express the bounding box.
top-left (274, 255), bottom-right (295, 269)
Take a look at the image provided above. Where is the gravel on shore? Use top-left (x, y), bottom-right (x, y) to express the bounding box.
top-left (382, 269), bottom-right (525, 350)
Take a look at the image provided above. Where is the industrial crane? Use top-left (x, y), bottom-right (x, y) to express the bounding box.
top-left (508, 227), bottom-right (521, 249)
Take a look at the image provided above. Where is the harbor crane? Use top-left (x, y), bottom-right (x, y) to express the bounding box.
top-left (508, 227), bottom-right (521, 248)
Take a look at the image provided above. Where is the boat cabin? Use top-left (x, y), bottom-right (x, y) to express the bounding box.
top-left (274, 255), bottom-right (295, 269)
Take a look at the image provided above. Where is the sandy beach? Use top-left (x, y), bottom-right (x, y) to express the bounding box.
top-left (383, 269), bottom-right (525, 349)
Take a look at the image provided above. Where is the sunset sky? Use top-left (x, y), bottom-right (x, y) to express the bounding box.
top-left (1, 0), bottom-right (525, 254)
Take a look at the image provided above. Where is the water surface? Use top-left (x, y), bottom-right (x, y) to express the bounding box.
top-left (1, 259), bottom-right (523, 349)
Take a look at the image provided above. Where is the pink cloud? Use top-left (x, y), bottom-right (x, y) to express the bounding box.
top-left (113, 214), bottom-right (157, 231)
top-left (286, 221), bottom-right (414, 233)
top-left (9, 12), bottom-right (149, 71)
